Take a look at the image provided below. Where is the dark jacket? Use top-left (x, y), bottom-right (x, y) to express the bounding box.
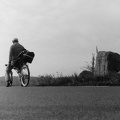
top-left (9, 43), bottom-right (25, 62)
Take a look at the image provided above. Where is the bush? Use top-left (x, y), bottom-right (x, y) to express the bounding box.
top-left (29, 74), bottom-right (79, 86)
top-left (1, 72), bottom-right (120, 86)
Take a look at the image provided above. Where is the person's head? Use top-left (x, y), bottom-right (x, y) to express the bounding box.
top-left (12, 38), bottom-right (19, 43)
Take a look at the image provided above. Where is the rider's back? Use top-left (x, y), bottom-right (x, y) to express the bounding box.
top-left (10, 43), bottom-right (25, 61)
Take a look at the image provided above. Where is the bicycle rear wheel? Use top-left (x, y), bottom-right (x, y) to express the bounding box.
top-left (20, 64), bottom-right (30, 87)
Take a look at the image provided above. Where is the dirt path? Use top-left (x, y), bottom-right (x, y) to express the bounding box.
top-left (0, 86), bottom-right (120, 120)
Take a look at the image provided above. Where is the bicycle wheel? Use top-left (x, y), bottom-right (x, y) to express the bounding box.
top-left (20, 64), bottom-right (30, 87)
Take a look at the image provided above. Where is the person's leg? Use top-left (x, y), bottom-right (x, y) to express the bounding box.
top-left (5, 64), bottom-right (11, 82)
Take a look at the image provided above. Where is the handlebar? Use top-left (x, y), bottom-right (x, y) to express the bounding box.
top-left (5, 64), bottom-right (8, 66)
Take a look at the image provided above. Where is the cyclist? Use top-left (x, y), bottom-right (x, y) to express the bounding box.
top-left (5, 38), bottom-right (26, 84)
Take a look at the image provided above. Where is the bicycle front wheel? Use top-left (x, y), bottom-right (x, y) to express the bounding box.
top-left (20, 64), bottom-right (30, 87)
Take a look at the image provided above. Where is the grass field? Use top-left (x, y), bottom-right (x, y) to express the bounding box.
top-left (1, 74), bottom-right (120, 119)
top-left (0, 85), bottom-right (120, 119)
top-left (34, 86), bottom-right (120, 120)
top-left (66, 86), bottom-right (120, 120)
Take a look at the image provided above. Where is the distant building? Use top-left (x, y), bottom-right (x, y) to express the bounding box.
top-left (94, 51), bottom-right (120, 76)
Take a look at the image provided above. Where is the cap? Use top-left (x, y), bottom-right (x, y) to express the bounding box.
top-left (12, 38), bottom-right (18, 43)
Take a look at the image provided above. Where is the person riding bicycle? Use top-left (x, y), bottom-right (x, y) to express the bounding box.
top-left (6, 38), bottom-right (26, 83)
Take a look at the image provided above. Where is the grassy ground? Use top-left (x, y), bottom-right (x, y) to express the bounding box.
top-left (1, 86), bottom-right (120, 120)
top-left (0, 85), bottom-right (120, 119)
top-left (39, 86), bottom-right (120, 120)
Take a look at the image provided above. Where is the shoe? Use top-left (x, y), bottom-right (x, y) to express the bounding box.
top-left (6, 81), bottom-right (10, 87)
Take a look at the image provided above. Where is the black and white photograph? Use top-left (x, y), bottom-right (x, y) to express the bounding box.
top-left (0, 0), bottom-right (120, 119)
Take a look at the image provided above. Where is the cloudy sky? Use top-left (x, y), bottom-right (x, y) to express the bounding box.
top-left (0, 0), bottom-right (120, 76)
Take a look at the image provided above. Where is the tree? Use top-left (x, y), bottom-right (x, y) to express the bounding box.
top-left (81, 53), bottom-right (95, 74)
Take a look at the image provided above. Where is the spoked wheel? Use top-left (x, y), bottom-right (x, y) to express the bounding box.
top-left (20, 64), bottom-right (30, 87)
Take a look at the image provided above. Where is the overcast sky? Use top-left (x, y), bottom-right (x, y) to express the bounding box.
top-left (0, 0), bottom-right (120, 76)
